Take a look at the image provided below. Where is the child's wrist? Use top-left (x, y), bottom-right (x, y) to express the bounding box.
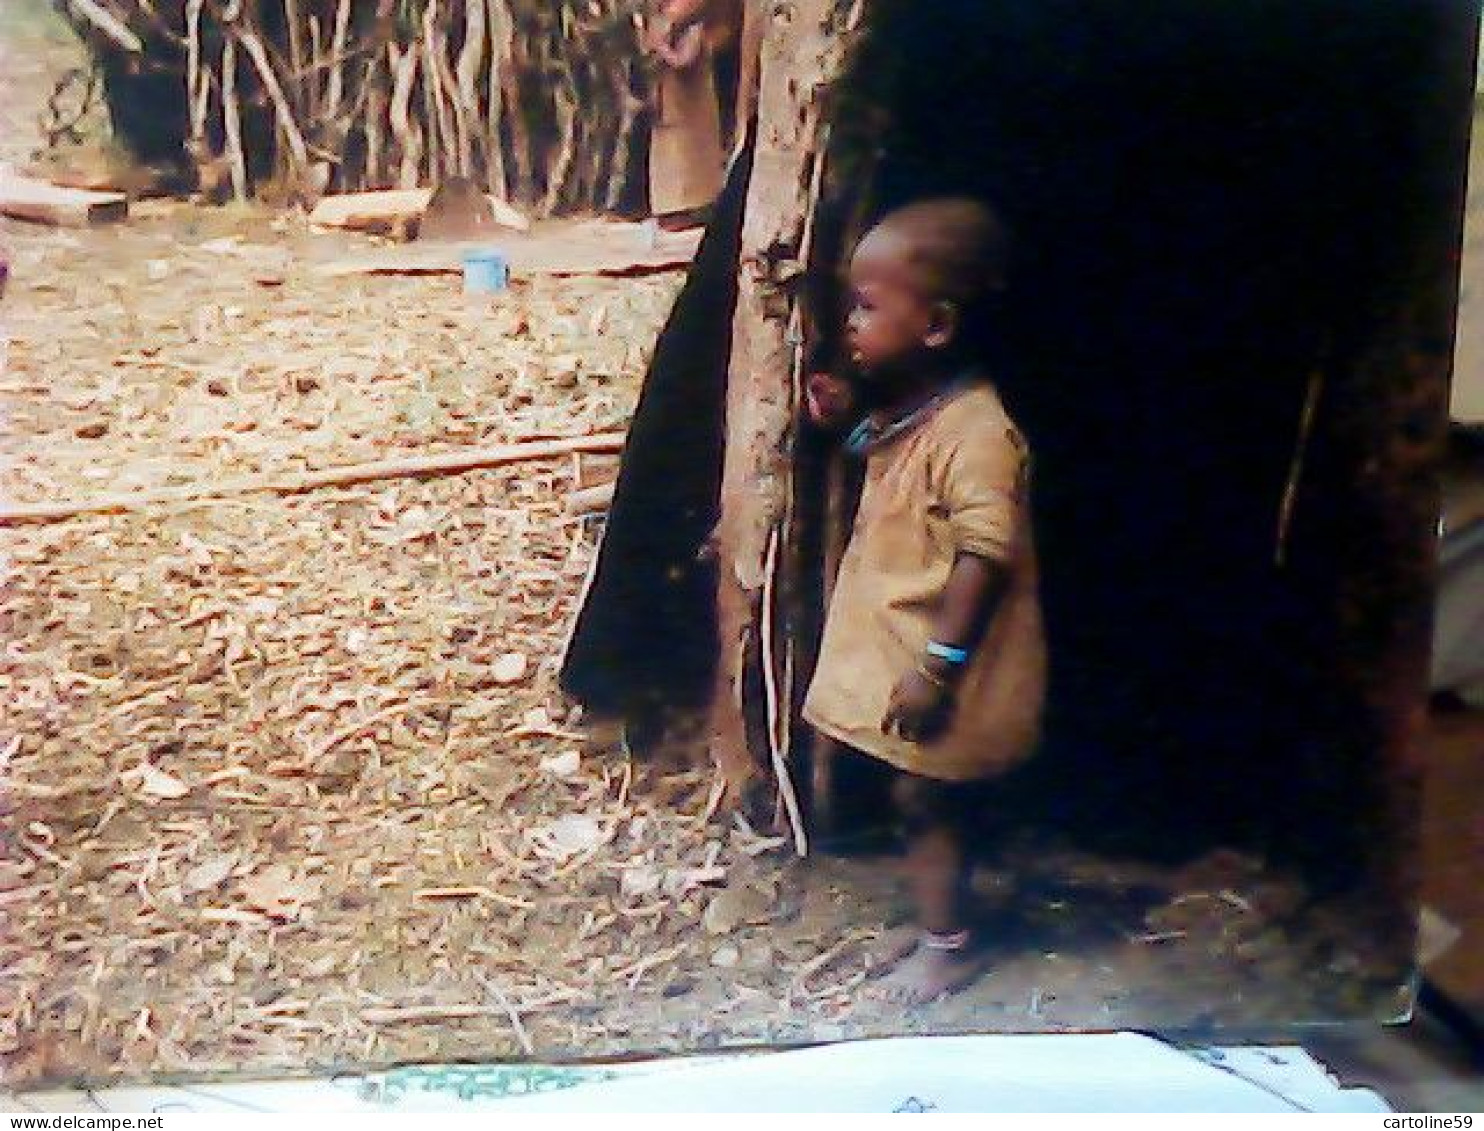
top-left (923, 641), bottom-right (970, 684)
top-left (913, 662), bottom-right (956, 697)
top-left (925, 640), bottom-right (971, 666)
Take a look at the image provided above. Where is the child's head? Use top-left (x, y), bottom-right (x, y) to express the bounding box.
top-left (844, 197), bottom-right (1009, 382)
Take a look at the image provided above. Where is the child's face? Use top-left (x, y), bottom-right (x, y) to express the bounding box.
top-left (844, 229), bottom-right (947, 381)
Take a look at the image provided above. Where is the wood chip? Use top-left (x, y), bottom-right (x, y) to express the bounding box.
top-left (492, 652), bottom-right (529, 685)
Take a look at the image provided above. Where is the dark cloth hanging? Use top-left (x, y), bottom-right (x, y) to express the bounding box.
top-left (559, 141), bottom-right (756, 719)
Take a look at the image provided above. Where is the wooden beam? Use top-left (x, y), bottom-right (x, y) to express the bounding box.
top-left (0, 432), bottom-right (624, 525)
top-left (308, 187), bottom-right (530, 232)
top-left (0, 175), bottom-right (128, 228)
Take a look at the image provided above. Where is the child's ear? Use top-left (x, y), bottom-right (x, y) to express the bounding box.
top-left (924, 301), bottom-right (960, 350)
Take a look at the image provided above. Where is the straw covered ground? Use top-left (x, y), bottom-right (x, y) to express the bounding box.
top-left (0, 6), bottom-right (1408, 1089)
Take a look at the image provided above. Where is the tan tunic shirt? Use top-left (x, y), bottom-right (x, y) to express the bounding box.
top-left (803, 383), bottom-right (1047, 782)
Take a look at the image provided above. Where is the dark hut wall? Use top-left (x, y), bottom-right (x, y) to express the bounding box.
top-left (798, 0), bottom-right (1472, 869)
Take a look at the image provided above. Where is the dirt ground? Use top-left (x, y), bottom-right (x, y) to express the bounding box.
top-left (0, 3), bottom-right (1417, 1090)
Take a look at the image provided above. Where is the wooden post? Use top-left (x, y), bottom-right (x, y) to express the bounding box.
top-left (707, 0), bottom-right (843, 800)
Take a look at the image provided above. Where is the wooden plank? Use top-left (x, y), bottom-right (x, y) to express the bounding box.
top-left (308, 187), bottom-right (530, 232)
top-left (309, 187), bottom-right (432, 228)
top-left (0, 175), bottom-right (128, 228)
top-left (0, 432), bottom-right (624, 525)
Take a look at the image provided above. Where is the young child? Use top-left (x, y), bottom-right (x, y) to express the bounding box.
top-left (803, 198), bottom-right (1046, 1004)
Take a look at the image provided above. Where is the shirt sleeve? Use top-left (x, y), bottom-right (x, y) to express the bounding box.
top-left (939, 419), bottom-right (1028, 562)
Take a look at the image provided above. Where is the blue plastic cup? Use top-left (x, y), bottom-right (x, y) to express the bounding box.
top-left (463, 248), bottom-right (509, 293)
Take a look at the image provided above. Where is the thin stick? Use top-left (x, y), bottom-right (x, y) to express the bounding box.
top-left (364, 53), bottom-right (387, 186)
top-left (285, 0), bottom-right (307, 116)
top-left (492, 0), bottom-right (530, 203)
top-left (324, 0), bottom-right (353, 122)
top-left (222, 37), bottom-right (248, 202)
top-left (414, 886), bottom-right (535, 910)
top-left (420, 0), bottom-right (448, 178)
top-left (435, 32), bottom-right (470, 180)
top-left (359, 1003), bottom-right (508, 1025)
top-left (307, 13), bottom-right (323, 122)
top-left (310, 700), bottom-right (422, 761)
top-left (760, 525), bottom-right (808, 856)
top-left (388, 43), bottom-right (422, 189)
top-left (613, 944), bottom-right (687, 987)
top-left (456, 0), bottom-right (486, 180)
top-left (361, 990), bottom-right (574, 1025)
top-left (788, 931), bottom-right (867, 1001)
top-left (66, 0), bottom-right (143, 53)
top-left (475, 974), bottom-right (533, 1055)
top-left (1275, 365), bottom-right (1325, 566)
top-left (185, 0), bottom-right (207, 164)
top-left (484, 0), bottom-right (509, 198)
top-left (542, 70), bottom-right (579, 215)
top-left (0, 432), bottom-right (626, 525)
top-left (235, 26), bottom-right (311, 175)
top-left (606, 60), bottom-right (643, 212)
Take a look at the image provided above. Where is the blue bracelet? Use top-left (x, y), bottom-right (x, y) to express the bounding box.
top-left (926, 641), bottom-right (970, 665)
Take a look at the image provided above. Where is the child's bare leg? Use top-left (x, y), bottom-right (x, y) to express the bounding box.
top-left (869, 777), bottom-right (982, 1003)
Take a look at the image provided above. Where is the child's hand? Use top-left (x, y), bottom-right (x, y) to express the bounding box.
top-left (805, 371), bottom-right (855, 430)
top-left (882, 668), bottom-right (954, 743)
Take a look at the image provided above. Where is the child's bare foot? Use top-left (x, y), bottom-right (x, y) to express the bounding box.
top-left (867, 936), bottom-right (983, 1005)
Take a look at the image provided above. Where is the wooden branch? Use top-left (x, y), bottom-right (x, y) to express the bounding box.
top-left (490, 0), bottom-right (529, 203)
top-left (235, 26), bottom-right (311, 175)
top-left (0, 432), bottom-right (626, 526)
top-left (66, 0), bottom-right (143, 54)
top-left (606, 65), bottom-right (643, 212)
top-left (307, 13), bottom-right (324, 121)
top-left (365, 55), bottom-right (387, 187)
top-left (184, 0), bottom-right (207, 161)
top-left (360, 991), bottom-right (572, 1025)
top-left (542, 69), bottom-right (579, 215)
top-left (222, 37), bottom-right (248, 202)
top-left (457, 0), bottom-right (487, 180)
top-left (483, 0), bottom-right (509, 199)
top-left (388, 42), bottom-right (423, 189)
top-left (324, 0), bottom-right (353, 122)
top-left (435, 29), bottom-right (471, 180)
top-left (760, 526), bottom-right (807, 855)
top-left (564, 480), bottom-right (616, 515)
top-left (0, 174), bottom-right (127, 227)
top-left (420, 2), bottom-right (448, 179)
top-left (285, 0), bottom-right (307, 117)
